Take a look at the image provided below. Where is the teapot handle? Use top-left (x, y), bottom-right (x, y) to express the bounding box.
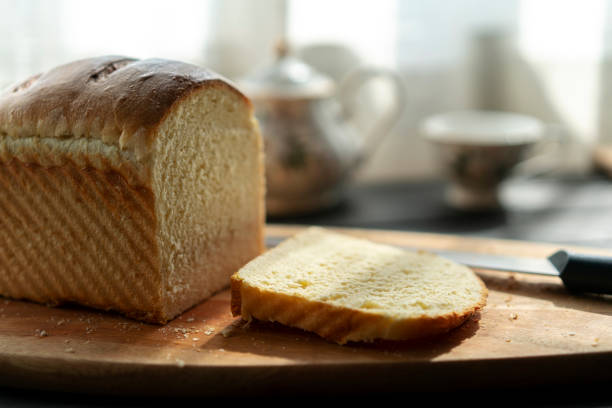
top-left (336, 66), bottom-right (407, 165)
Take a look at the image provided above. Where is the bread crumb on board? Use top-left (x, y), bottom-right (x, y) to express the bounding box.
top-left (221, 326), bottom-right (234, 338)
top-left (509, 312), bottom-right (518, 321)
top-left (34, 329), bottom-right (48, 337)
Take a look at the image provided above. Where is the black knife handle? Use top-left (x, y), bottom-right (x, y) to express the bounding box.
top-left (548, 250), bottom-right (612, 294)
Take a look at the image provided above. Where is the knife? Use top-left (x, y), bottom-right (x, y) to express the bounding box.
top-left (265, 236), bottom-right (612, 295)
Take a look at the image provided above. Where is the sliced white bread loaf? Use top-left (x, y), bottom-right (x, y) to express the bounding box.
top-left (0, 56), bottom-right (265, 323)
top-left (231, 227), bottom-right (487, 344)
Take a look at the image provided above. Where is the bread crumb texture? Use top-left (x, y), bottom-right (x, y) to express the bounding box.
top-left (232, 227), bottom-right (487, 344)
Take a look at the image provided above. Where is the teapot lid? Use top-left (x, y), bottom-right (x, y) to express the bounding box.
top-left (239, 40), bottom-right (336, 99)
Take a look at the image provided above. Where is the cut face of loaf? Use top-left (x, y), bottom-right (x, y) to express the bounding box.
top-left (0, 56), bottom-right (265, 323)
top-left (231, 228), bottom-right (487, 344)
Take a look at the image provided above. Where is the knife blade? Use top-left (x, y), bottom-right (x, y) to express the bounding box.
top-left (265, 235), bottom-right (612, 295)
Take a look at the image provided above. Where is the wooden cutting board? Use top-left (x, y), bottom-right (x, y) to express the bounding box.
top-left (0, 224), bottom-right (611, 396)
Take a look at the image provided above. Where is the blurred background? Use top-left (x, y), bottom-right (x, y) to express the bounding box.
top-left (4, 0), bottom-right (611, 180)
top-left (4, 0), bottom-right (612, 245)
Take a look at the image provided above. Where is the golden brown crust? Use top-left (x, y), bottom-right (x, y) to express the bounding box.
top-left (231, 273), bottom-right (488, 345)
top-left (0, 160), bottom-right (166, 322)
top-left (0, 56), bottom-right (250, 178)
top-left (230, 276), bottom-right (244, 317)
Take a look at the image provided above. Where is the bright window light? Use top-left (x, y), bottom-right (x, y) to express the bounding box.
top-left (287, 0), bottom-right (398, 67)
top-left (59, 0), bottom-right (210, 61)
top-left (518, 0), bottom-right (605, 60)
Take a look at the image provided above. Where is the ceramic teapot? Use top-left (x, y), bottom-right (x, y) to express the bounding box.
top-left (240, 43), bottom-right (407, 217)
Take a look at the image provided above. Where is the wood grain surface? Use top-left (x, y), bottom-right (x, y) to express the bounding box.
top-left (0, 224), bottom-right (610, 396)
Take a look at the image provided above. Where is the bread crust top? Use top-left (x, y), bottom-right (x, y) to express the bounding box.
top-left (0, 56), bottom-right (249, 185)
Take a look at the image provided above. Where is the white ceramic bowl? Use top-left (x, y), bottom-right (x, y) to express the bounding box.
top-left (422, 110), bottom-right (543, 146)
top-left (421, 110), bottom-right (544, 210)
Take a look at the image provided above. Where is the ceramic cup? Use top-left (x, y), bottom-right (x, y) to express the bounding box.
top-left (421, 110), bottom-right (549, 210)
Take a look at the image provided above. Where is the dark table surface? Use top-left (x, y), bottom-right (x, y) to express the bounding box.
top-left (271, 174), bottom-right (612, 248)
top-left (2, 175), bottom-right (612, 406)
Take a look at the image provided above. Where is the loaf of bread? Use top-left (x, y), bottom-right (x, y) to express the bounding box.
top-left (0, 56), bottom-right (265, 323)
top-left (231, 227), bottom-right (487, 344)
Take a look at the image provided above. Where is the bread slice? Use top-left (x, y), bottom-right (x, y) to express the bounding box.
top-left (231, 227), bottom-right (487, 344)
top-left (0, 56), bottom-right (265, 323)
